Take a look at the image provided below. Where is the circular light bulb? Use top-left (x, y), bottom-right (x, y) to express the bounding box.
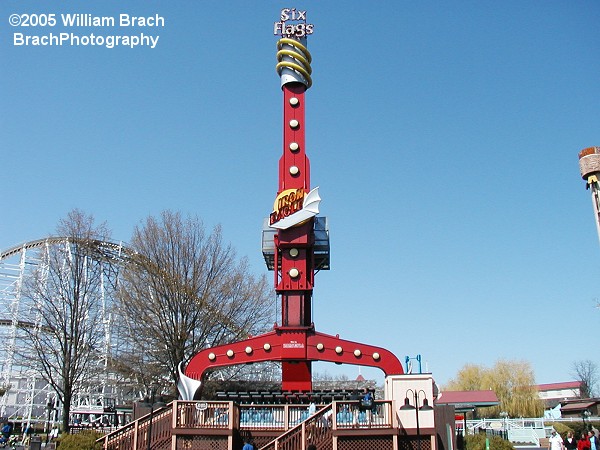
top-left (289, 248), bottom-right (299, 258)
top-left (289, 142), bottom-right (299, 152)
top-left (208, 353), bottom-right (216, 361)
top-left (289, 166), bottom-right (299, 175)
top-left (289, 268), bottom-right (299, 278)
top-left (264, 343), bottom-right (271, 351)
top-left (316, 343), bottom-right (324, 351)
top-left (373, 352), bottom-right (380, 361)
top-left (245, 346), bottom-right (253, 355)
top-left (335, 346), bottom-right (343, 354)
top-left (289, 97), bottom-right (299, 106)
top-left (354, 349), bottom-right (362, 357)
top-left (226, 350), bottom-right (234, 358)
top-left (289, 119), bottom-right (299, 128)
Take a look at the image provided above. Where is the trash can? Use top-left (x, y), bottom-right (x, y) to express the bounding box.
top-left (29, 435), bottom-right (42, 450)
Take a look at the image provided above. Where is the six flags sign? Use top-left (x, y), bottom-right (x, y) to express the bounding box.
top-left (273, 8), bottom-right (314, 38)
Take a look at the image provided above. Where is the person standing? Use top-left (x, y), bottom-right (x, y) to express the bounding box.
top-left (565, 431), bottom-right (578, 450)
top-left (0, 422), bottom-right (12, 445)
top-left (578, 433), bottom-right (590, 450)
top-left (21, 424), bottom-right (32, 446)
top-left (549, 431), bottom-right (564, 450)
top-left (589, 431), bottom-right (598, 450)
top-left (359, 388), bottom-right (374, 426)
top-left (242, 438), bottom-right (254, 450)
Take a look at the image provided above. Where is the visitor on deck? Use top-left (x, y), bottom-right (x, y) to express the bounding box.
top-left (359, 388), bottom-right (374, 426)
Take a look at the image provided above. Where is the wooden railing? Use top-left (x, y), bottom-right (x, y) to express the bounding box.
top-left (333, 399), bottom-right (394, 429)
top-left (102, 404), bottom-right (172, 450)
top-left (259, 404), bottom-right (333, 450)
top-left (174, 400), bottom-right (235, 430)
top-left (101, 400), bottom-right (395, 450)
top-left (259, 401), bottom-right (394, 450)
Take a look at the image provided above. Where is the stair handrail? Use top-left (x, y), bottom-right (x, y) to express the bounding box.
top-left (259, 404), bottom-right (333, 450)
top-left (99, 402), bottom-right (173, 449)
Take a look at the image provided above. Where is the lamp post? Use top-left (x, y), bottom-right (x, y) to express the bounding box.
top-left (582, 409), bottom-right (591, 432)
top-left (146, 387), bottom-right (167, 450)
top-left (45, 400), bottom-right (55, 445)
top-left (400, 389), bottom-right (433, 450)
top-left (146, 389), bottom-right (156, 450)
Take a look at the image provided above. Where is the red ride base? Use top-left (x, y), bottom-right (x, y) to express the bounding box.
top-left (185, 326), bottom-right (404, 393)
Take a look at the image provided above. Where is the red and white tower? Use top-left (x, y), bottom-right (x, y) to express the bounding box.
top-left (267, 30), bottom-right (322, 390)
top-left (182, 9), bottom-right (404, 398)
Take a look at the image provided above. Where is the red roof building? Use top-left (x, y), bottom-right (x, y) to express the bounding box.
top-left (559, 399), bottom-right (600, 417)
top-left (435, 390), bottom-right (500, 414)
top-left (537, 381), bottom-right (581, 408)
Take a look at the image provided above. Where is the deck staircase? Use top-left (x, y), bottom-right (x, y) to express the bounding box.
top-left (259, 404), bottom-right (333, 450)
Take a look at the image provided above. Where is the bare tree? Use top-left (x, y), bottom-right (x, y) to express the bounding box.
top-left (572, 360), bottom-right (598, 398)
top-left (115, 211), bottom-right (273, 397)
top-left (20, 209), bottom-right (112, 432)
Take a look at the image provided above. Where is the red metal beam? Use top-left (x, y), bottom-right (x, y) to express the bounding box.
top-left (185, 327), bottom-right (404, 382)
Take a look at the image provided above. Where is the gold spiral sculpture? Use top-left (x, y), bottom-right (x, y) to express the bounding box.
top-left (276, 37), bottom-right (312, 88)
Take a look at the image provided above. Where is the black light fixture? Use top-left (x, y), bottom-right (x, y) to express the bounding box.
top-left (419, 398), bottom-right (433, 411)
top-left (400, 389), bottom-right (433, 450)
top-left (400, 397), bottom-right (416, 410)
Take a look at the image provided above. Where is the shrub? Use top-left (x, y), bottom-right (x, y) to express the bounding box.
top-left (465, 433), bottom-right (515, 450)
top-left (57, 430), bottom-right (103, 450)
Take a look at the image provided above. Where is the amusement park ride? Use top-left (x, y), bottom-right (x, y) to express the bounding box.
top-left (579, 147), bottom-right (600, 243)
top-left (180, 8), bottom-right (405, 397)
top-left (158, 12), bottom-right (443, 450)
top-left (0, 8), bottom-right (446, 449)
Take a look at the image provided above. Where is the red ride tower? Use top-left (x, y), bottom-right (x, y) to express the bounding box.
top-left (183, 9), bottom-right (403, 398)
top-left (269, 33), bottom-right (319, 391)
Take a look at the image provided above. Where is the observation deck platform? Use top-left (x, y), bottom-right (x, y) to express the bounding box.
top-left (100, 399), bottom-right (450, 450)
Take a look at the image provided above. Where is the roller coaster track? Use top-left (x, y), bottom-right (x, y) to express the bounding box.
top-left (0, 236), bottom-right (251, 427)
top-left (0, 237), bottom-right (130, 425)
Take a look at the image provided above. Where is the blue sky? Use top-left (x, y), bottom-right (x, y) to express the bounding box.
top-left (2, 1), bottom-right (599, 388)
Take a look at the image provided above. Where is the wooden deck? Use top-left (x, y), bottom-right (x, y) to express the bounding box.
top-left (101, 399), bottom-right (406, 450)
